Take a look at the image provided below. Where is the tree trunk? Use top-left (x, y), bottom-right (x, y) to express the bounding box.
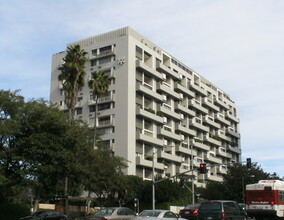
top-left (64, 176), bottom-right (69, 215)
top-left (93, 97), bottom-right (99, 148)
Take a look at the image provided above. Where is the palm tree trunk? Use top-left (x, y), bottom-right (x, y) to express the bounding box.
top-left (93, 97), bottom-right (99, 148)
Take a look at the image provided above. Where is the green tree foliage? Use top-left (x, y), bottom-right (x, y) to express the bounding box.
top-left (0, 90), bottom-right (25, 202)
top-left (200, 163), bottom-right (280, 202)
top-left (0, 90), bottom-right (92, 201)
top-left (83, 141), bottom-right (127, 207)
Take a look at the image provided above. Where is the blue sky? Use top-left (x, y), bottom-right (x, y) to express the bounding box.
top-left (1, 0), bottom-right (284, 177)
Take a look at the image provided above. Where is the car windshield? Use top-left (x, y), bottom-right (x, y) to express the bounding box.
top-left (185, 205), bottom-right (200, 209)
top-left (139, 210), bottom-right (161, 217)
top-left (199, 202), bottom-right (222, 211)
top-left (31, 211), bottom-right (45, 217)
top-left (94, 208), bottom-right (116, 216)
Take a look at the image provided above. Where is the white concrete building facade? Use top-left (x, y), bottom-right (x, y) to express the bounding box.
top-left (50, 27), bottom-right (241, 184)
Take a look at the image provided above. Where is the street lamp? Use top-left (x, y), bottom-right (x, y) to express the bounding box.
top-left (152, 148), bottom-right (157, 210)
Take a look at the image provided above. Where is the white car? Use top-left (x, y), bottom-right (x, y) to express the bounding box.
top-left (132, 210), bottom-right (187, 220)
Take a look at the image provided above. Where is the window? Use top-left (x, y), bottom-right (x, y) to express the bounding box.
top-left (99, 56), bottom-right (111, 65)
top-left (76, 108), bottom-right (82, 115)
top-left (100, 45), bottom-right (112, 54)
top-left (163, 212), bottom-right (177, 218)
top-left (78, 96), bottom-right (83, 101)
top-left (92, 49), bottom-right (97, 56)
top-left (91, 60), bottom-right (96, 66)
top-left (280, 191), bottom-right (284, 202)
top-left (136, 46), bottom-right (142, 60)
top-left (89, 106), bottom-right (96, 112)
top-left (97, 127), bottom-right (112, 135)
top-left (98, 103), bottom-right (111, 111)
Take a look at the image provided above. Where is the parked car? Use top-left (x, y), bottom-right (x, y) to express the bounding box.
top-left (86, 207), bottom-right (136, 220)
top-left (179, 204), bottom-right (200, 219)
top-left (197, 200), bottom-right (247, 220)
top-left (18, 210), bottom-right (67, 220)
top-left (132, 210), bottom-right (187, 220)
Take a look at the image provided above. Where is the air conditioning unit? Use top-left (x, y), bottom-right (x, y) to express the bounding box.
top-left (180, 93), bottom-right (183, 99)
top-left (180, 114), bottom-right (184, 119)
top-left (163, 95), bottom-right (167, 101)
top-left (162, 73), bottom-right (166, 80)
top-left (181, 134), bottom-right (184, 141)
top-left (179, 74), bottom-right (183, 79)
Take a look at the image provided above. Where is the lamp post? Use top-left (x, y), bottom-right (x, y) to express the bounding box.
top-left (152, 148), bottom-right (156, 210)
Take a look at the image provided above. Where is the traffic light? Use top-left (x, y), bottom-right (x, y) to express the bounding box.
top-left (246, 158), bottom-right (252, 169)
top-left (199, 163), bottom-right (207, 174)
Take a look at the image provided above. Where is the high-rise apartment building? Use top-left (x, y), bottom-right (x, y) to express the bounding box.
top-left (50, 27), bottom-right (241, 185)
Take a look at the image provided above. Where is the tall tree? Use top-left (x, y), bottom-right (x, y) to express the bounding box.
top-left (88, 71), bottom-right (111, 145)
top-left (0, 90), bottom-right (26, 202)
top-left (58, 44), bottom-right (88, 121)
top-left (58, 44), bottom-right (88, 213)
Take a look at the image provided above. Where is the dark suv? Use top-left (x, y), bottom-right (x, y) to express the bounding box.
top-left (197, 200), bottom-right (247, 220)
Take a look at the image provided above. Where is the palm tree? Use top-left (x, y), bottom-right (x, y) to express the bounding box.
top-left (58, 44), bottom-right (88, 215)
top-left (88, 70), bottom-right (111, 146)
top-left (58, 44), bottom-right (88, 121)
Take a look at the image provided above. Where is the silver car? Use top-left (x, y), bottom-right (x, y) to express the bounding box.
top-left (87, 207), bottom-right (136, 220)
top-left (132, 210), bottom-right (187, 220)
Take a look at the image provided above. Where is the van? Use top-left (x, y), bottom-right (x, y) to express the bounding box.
top-left (197, 200), bottom-right (247, 220)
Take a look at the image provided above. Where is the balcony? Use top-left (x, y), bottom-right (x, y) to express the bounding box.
top-left (90, 48), bottom-right (115, 59)
top-left (136, 82), bottom-right (163, 102)
top-left (158, 104), bottom-right (180, 120)
top-left (136, 156), bottom-right (165, 170)
top-left (157, 151), bottom-right (182, 163)
top-left (228, 145), bottom-right (241, 154)
top-left (216, 147), bottom-right (227, 157)
top-left (189, 118), bottom-right (209, 132)
top-left (176, 124), bottom-right (197, 137)
top-left (158, 127), bottom-right (181, 141)
top-left (214, 97), bottom-right (229, 110)
top-left (188, 82), bottom-right (207, 96)
top-left (218, 166), bottom-right (227, 174)
top-left (190, 139), bottom-right (210, 151)
top-left (202, 97), bottom-right (220, 112)
top-left (202, 115), bottom-right (220, 129)
top-left (216, 130), bottom-right (231, 142)
top-left (136, 106), bottom-right (164, 124)
top-left (136, 60), bottom-right (163, 80)
top-left (203, 134), bottom-right (221, 147)
top-left (136, 130), bottom-right (164, 147)
top-left (157, 82), bottom-right (180, 100)
top-left (156, 62), bottom-right (179, 80)
top-left (189, 99), bottom-right (208, 114)
top-left (225, 111), bottom-right (240, 123)
top-left (226, 127), bottom-right (241, 138)
top-left (205, 153), bottom-right (222, 164)
top-left (175, 103), bottom-right (196, 117)
top-left (98, 119), bottom-right (115, 128)
top-left (206, 174), bottom-right (223, 182)
top-left (75, 100), bottom-right (83, 108)
top-left (214, 113), bottom-right (230, 126)
top-left (176, 145), bottom-right (197, 156)
top-left (174, 82), bottom-right (195, 98)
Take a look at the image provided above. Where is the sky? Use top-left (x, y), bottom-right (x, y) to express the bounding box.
top-left (1, 0), bottom-right (284, 177)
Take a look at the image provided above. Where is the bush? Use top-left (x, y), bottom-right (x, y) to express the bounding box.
top-left (0, 203), bottom-right (30, 220)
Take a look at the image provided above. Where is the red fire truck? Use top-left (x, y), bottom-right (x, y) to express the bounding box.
top-left (246, 180), bottom-right (284, 219)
